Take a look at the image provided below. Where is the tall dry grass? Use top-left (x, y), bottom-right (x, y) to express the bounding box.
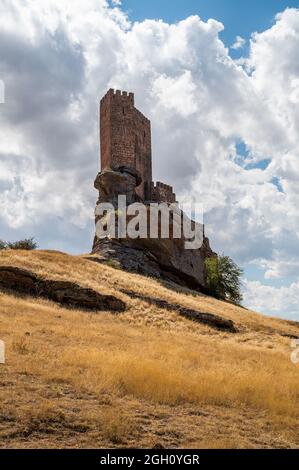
top-left (15, 328), bottom-right (298, 417)
top-left (0, 249), bottom-right (298, 433)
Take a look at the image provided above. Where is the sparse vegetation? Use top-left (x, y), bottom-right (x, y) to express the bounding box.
top-left (101, 408), bottom-right (135, 444)
top-left (7, 237), bottom-right (38, 250)
top-left (205, 255), bottom-right (243, 304)
top-left (12, 335), bottom-right (30, 355)
top-left (0, 237), bottom-right (37, 251)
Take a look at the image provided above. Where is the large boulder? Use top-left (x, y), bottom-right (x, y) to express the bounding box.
top-left (92, 237), bottom-right (214, 291)
top-left (94, 168), bottom-right (141, 206)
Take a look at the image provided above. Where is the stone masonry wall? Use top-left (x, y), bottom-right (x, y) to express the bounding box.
top-left (100, 89), bottom-right (152, 200)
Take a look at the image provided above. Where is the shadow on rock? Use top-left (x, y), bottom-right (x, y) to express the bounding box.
top-left (120, 289), bottom-right (237, 333)
top-left (0, 266), bottom-right (126, 313)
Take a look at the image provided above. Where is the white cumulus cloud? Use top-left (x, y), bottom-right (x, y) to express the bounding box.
top-left (243, 278), bottom-right (299, 320)
top-left (231, 35), bottom-right (246, 50)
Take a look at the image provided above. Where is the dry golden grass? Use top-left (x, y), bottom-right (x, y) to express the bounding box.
top-left (0, 249), bottom-right (298, 448)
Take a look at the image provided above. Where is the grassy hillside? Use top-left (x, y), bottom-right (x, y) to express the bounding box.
top-left (0, 250), bottom-right (298, 449)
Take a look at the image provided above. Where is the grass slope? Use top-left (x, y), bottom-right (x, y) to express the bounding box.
top-left (0, 250), bottom-right (298, 449)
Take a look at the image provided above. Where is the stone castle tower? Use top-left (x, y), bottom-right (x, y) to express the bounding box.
top-left (100, 89), bottom-right (176, 203)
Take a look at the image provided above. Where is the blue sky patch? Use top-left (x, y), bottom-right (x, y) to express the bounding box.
top-left (121, 0), bottom-right (299, 47)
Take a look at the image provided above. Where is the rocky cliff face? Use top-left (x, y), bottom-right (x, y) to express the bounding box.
top-left (92, 168), bottom-right (216, 291)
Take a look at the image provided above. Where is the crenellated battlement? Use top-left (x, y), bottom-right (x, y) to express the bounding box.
top-left (101, 88), bottom-right (134, 105)
top-left (150, 181), bottom-right (176, 204)
top-left (100, 89), bottom-right (151, 124)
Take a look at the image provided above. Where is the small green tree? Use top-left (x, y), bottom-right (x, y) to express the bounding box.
top-left (205, 255), bottom-right (243, 305)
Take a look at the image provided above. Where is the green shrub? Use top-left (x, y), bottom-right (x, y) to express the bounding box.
top-left (0, 240), bottom-right (7, 250)
top-left (205, 255), bottom-right (243, 305)
top-left (2, 237), bottom-right (38, 251)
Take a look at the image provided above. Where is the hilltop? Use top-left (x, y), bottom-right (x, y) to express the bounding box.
top-left (0, 250), bottom-right (298, 448)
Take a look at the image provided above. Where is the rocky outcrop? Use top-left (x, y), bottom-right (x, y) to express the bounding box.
top-left (92, 168), bottom-right (216, 291)
top-left (120, 289), bottom-right (237, 332)
top-left (0, 266), bottom-right (126, 312)
top-left (94, 168), bottom-right (141, 206)
top-left (91, 238), bottom-right (214, 291)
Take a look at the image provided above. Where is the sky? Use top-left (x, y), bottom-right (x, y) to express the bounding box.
top-left (122, 0), bottom-right (299, 45)
top-left (0, 0), bottom-right (299, 320)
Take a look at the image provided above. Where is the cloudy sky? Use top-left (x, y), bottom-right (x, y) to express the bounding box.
top-left (0, 0), bottom-right (299, 320)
